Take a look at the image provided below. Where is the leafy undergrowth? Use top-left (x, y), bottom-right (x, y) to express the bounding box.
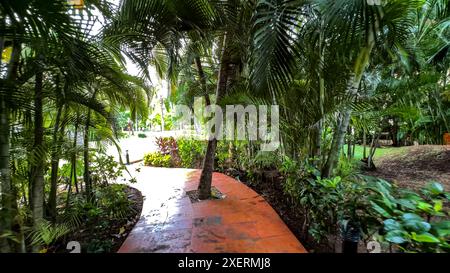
top-left (368, 145), bottom-right (450, 191)
top-left (53, 185), bottom-right (143, 253)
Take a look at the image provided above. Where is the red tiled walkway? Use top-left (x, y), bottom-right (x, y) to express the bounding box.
top-left (118, 167), bottom-right (307, 253)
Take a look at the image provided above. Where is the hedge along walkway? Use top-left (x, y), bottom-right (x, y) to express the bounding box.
top-left (118, 167), bottom-right (307, 253)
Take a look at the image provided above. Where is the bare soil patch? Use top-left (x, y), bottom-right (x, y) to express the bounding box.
top-left (368, 145), bottom-right (450, 191)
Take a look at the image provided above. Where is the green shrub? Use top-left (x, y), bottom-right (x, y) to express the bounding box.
top-left (335, 154), bottom-right (360, 178)
top-left (29, 220), bottom-right (71, 252)
top-left (65, 185), bottom-right (134, 222)
top-left (363, 179), bottom-right (450, 253)
top-left (251, 151), bottom-right (281, 170)
top-left (55, 183), bottom-right (137, 253)
top-left (137, 133), bottom-right (147, 138)
top-left (280, 156), bottom-right (450, 253)
top-left (95, 184), bottom-right (134, 220)
top-left (215, 141), bottom-right (247, 168)
top-left (90, 154), bottom-right (126, 185)
top-left (281, 157), bottom-right (345, 243)
top-left (177, 138), bottom-right (206, 168)
top-left (215, 141), bottom-right (230, 170)
top-left (143, 152), bottom-right (172, 167)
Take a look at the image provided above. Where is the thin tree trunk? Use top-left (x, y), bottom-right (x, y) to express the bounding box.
top-left (195, 56), bottom-right (211, 107)
top-left (442, 67), bottom-right (448, 132)
top-left (83, 109), bottom-right (92, 200)
top-left (368, 133), bottom-right (380, 169)
top-left (0, 40), bottom-right (20, 253)
top-left (48, 101), bottom-right (63, 222)
top-left (160, 97), bottom-right (165, 132)
top-left (322, 110), bottom-right (349, 178)
top-left (347, 126), bottom-right (352, 159)
top-left (198, 34), bottom-right (232, 200)
top-left (83, 88), bottom-right (98, 200)
top-left (0, 93), bottom-right (11, 253)
top-left (436, 74), bottom-right (449, 134)
top-left (322, 52), bottom-right (375, 177)
top-left (322, 13), bottom-right (379, 177)
top-left (391, 117), bottom-right (399, 147)
top-left (72, 120), bottom-right (79, 194)
top-left (31, 70), bottom-right (45, 229)
top-left (363, 129), bottom-right (367, 159)
top-left (198, 138), bottom-right (218, 199)
top-left (67, 121), bottom-right (79, 208)
top-left (315, 21), bottom-right (325, 158)
top-left (10, 181), bottom-right (24, 252)
top-left (352, 141), bottom-right (356, 158)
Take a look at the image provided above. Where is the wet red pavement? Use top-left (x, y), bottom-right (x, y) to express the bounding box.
top-left (118, 167), bottom-right (307, 253)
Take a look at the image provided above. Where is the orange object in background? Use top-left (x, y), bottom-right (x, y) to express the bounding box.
top-left (68, 0), bottom-right (84, 9)
top-left (444, 133), bottom-right (450, 145)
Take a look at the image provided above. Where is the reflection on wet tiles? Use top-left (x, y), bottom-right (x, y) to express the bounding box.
top-left (193, 216), bottom-right (222, 227)
top-left (118, 167), bottom-right (307, 253)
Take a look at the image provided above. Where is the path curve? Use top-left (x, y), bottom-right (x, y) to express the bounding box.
top-left (118, 167), bottom-right (307, 253)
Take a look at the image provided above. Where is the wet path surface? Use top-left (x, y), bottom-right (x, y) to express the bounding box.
top-left (118, 167), bottom-right (307, 253)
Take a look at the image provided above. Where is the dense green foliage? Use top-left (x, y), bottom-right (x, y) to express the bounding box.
top-left (177, 138), bottom-right (207, 168)
top-left (0, 0), bottom-right (144, 252)
top-left (281, 157), bottom-right (450, 252)
top-left (1, 0), bottom-right (449, 253)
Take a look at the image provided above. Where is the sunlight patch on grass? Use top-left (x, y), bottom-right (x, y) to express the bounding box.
top-left (344, 145), bottom-right (408, 161)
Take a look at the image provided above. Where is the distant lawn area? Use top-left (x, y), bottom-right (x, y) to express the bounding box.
top-left (344, 145), bottom-right (408, 161)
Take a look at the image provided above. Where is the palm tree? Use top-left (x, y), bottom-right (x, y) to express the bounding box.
top-left (1, 0), bottom-right (148, 251)
top-left (317, 0), bottom-right (422, 177)
top-left (0, 0), bottom-right (80, 252)
top-left (105, 0), bottom-right (228, 199)
top-left (108, 0), bottom-right (307, 198)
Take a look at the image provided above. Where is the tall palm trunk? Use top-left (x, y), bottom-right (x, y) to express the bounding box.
top-left (315, 77), bottom-right (325, 158)
top-left (347, 126), bottom-right (352, 159)
top-left (0, 92), bottom-right (11, 253)
top-left (83, 91), bottom-right (97, 200)
top-left (160, 97), bottom-right (165, 132)
top-left (368, 132), bottom-right (380, 169)
top-left (198, 34), bottom-right (232, 200)
top-left (65, 124), bottom-right (75, 209)
top-left (31, 70), bottom-right (45, 228)
top-left (315, 20), bottom-right (325, 158)
top-left (322, 79), bottom-right (359, 177)
top-left (0, 41), bottom-right (20, 252)
top-left (48, 102), bottom-right (64, 223)
top-left (83, 109), bottom-right (92, 200)
top-left (363, 129), bottom-right (367, 159)
top-left (322, 28), bottom-right (376, 177)
top-left (67, 119), bottom-right (79, 209)
top-left (195, 56), bottom-right (211, 106)
top-left (72, 121), bottom-right (79, 194)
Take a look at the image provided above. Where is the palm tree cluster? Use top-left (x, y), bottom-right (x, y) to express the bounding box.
top-left (106, 0), bottom-right (449, 197)
top-left (0, 0), bottom-right (150, 252)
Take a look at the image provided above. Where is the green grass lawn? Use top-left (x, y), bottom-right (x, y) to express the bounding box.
top-left (344, 145), bottom-right (408, 161)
